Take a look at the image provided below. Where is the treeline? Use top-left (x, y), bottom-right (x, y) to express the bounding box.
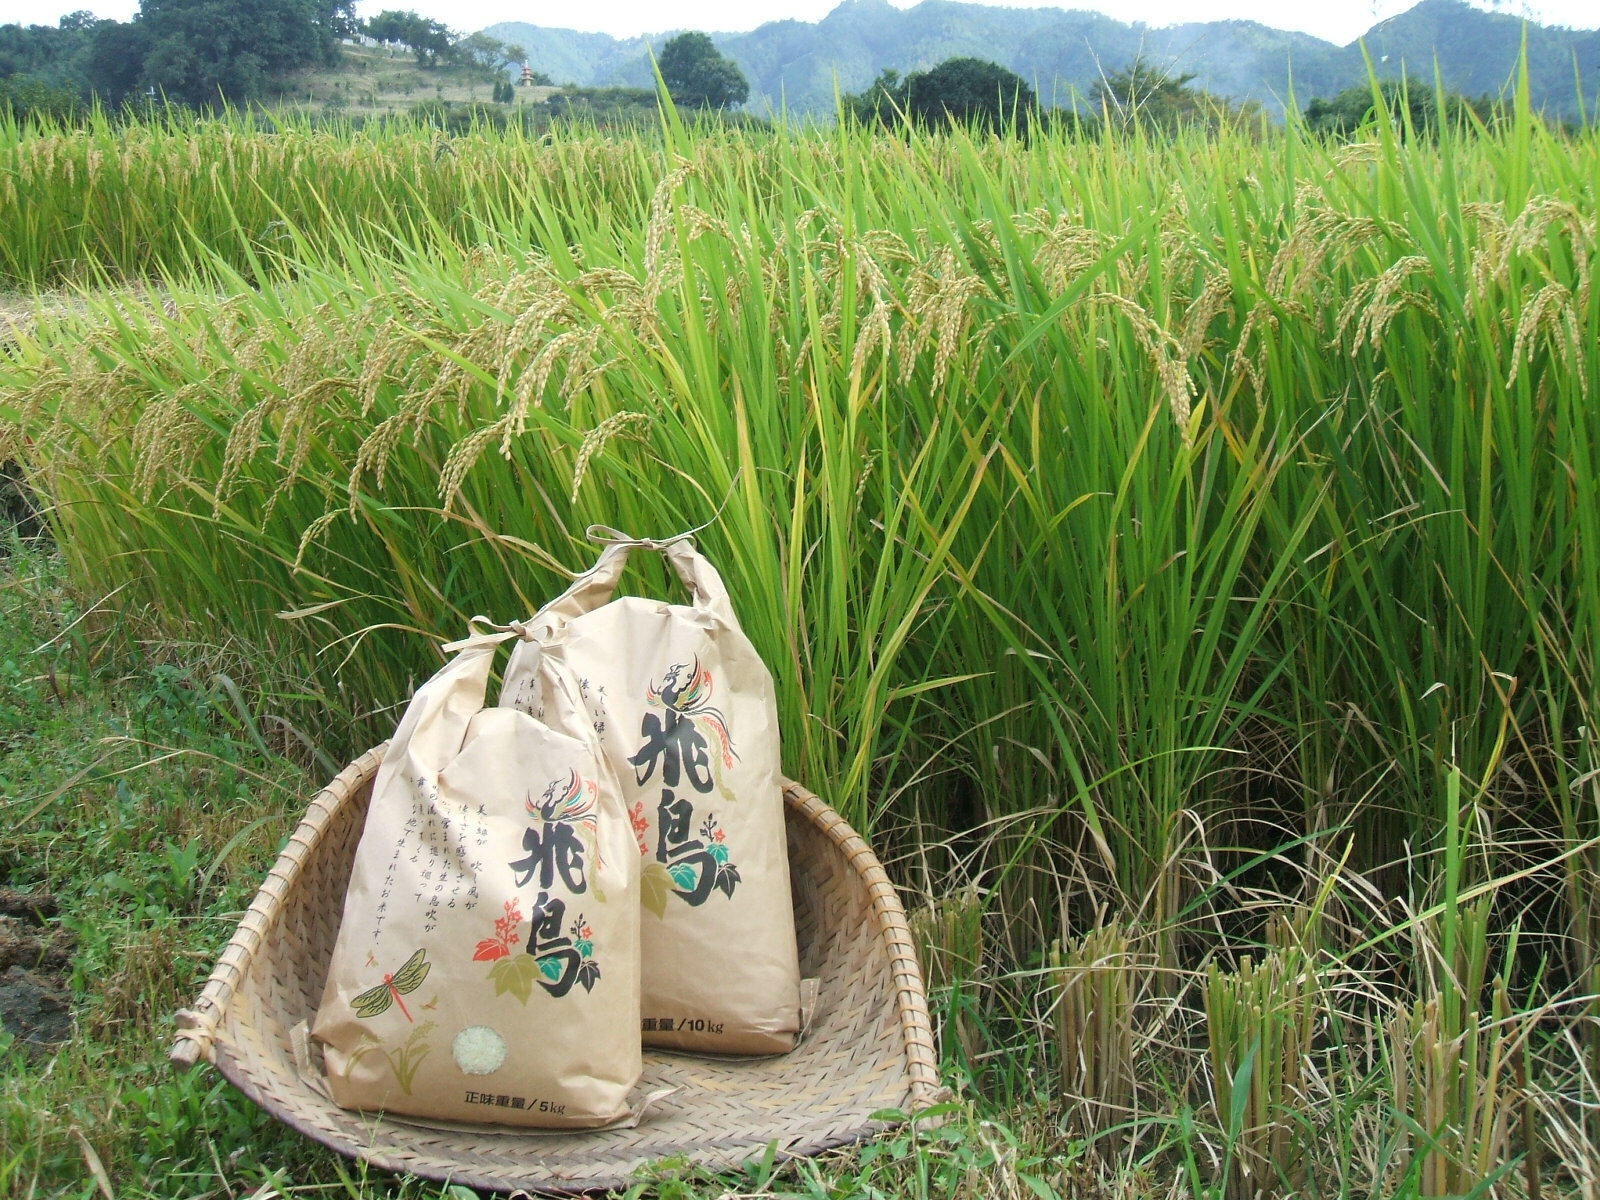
top-left (0, 3), bottom-right (527, 118)
top-left (842, 54), bottom-right (1509, 138)
top-left (0, 7), bottom-right (1522, 139)
top-left (1, 2), bottom-right (353, 113)
top-left (2, 2), bottom-right (353, 112)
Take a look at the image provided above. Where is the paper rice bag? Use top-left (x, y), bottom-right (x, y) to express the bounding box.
top-left (312, 621), bottom-right (641, 1125)
top-left (502, 539), bottom-right (802, 1055)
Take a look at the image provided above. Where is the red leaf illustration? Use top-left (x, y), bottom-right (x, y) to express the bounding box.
top-left (473, 939), bottom-right (510, 962)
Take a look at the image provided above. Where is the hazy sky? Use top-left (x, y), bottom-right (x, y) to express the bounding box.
top-left (6, 0), bottom-right (1596, 48)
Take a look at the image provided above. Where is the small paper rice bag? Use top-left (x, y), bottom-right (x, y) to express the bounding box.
top-left (311, 620), bottom-right (641, 1126)
top-left (502, 538), bottom-right (802, 1055)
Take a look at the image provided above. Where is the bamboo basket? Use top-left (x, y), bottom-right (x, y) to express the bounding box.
top-left (171, 746), bottom-right (946, 1194)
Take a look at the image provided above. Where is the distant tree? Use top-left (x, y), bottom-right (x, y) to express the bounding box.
top-left (131, 0), bottom-right (346, 107)
top-left (1090, 55), bottom-right (1259, 134)
top-left (364, 9), bottom-right (450, 67)
top-left (84, 19), bottom-right (152, 104)
top-left (1303, 80), bottom-right (1494, 138)
top-left (408, 97), bottom-right (506, 131)
top-left (361, 9), bottom-right (408, 46)
top-left (408, 19), bottom-right (450, 67)
top-left (544, 85), bottom-right (662, 129)
top-left (843, 67), bottom-right (902, 124)
top-left (0, 13), bottom-right (107, 99)
top-left (328, 0), bottom-right (359, 40)
top-left (910, 57), bottom-right (1035, 131)
top-left (655, 32), bottom-right (748, 109)
top-left (0, 1), bottom-right (349, 108)
top-left (451, 32), bottom-right (522, 74)
top-left (1090, 57), bottom-right (1189, 132)
top-left (845, 57), bottom-right (1037, 133)
top-left (1092, 57), bottom-right (1194, 126)
top-left (0, 73), bottom-right (85, 123)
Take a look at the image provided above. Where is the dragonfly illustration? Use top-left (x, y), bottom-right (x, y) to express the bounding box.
top-left (352, 948), bottom-right (431, 1022)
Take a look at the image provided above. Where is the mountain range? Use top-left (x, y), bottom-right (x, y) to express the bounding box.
top-left (483, 0), bottom-right (1600, 118)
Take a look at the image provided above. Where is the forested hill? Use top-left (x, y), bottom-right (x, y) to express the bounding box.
top-left (486, 0), bottom-right (1600, 117)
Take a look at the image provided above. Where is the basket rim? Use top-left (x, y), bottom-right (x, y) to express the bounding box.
top-left (171, 746), bottom-right (947, 1192)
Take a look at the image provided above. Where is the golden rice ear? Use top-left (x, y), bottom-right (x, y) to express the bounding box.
top-left (571, 410), bottom-right (654, 501)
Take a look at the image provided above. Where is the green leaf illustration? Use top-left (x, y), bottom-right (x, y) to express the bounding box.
top-left (668, 861), bottom-right (699, 891)
top-left (490, 953), bottom-right (538, 1005)
top-left (537, 954), bottom-right (564, 982)
top-left (641, 861), bottom-right (673, 919)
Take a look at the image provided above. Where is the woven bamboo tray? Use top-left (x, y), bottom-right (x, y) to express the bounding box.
top-left (171, 746), bottom-right (945, 1194)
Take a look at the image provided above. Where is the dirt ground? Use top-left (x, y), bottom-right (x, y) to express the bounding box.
top-left (0, 293), bottom-right (45, 339)
top-left (1, 287), bottom-right (184, 343)
top-left (1, 290), bottom-right (89, 343)
top-left (0, 888), bottom-right (73, 1052)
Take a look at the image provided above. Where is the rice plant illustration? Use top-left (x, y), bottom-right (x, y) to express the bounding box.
top-left (343, 1022), bottom-right (437, 1096)
top-left (383, 1020), bottom-right (437, 1095)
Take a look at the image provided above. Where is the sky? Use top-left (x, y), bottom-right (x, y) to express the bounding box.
top-left (5, 0), bottom-right (1597, 49)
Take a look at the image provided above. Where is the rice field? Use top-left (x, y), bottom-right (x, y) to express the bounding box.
top-left (2, 96), bottom-right (1599, 1196)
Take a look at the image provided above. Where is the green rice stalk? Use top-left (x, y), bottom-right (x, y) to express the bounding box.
top-left (1204, 948), bottom-right (1316, 1198)
top-left (1388, 984), bottom-right (1517, 1198)
top-left (1051, 920), bottom-right (1138, 1161)
top-left (909, 884), bottom-right (986, 1077)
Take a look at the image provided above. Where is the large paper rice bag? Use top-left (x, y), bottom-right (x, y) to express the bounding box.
top-left (502, 539), bottom-right (802, 1055)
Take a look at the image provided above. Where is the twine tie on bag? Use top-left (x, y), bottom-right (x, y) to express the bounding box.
top-left (440, 615), bottom-right (542, 654)
top-left (584, 524), bottom-right (699, 551)
top-left (582, 468), bottom-right (745, 554)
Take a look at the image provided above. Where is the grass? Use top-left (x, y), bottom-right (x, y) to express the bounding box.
top-left (0, 89), bottom-right (1597, 1195)
top-left (0, 532), bottom-right (321, 1194)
